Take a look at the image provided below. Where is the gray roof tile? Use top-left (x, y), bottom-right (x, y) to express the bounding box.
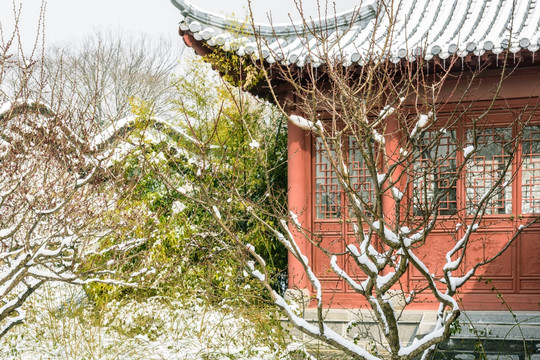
top-left (170, 0), bottom-right (540, 65)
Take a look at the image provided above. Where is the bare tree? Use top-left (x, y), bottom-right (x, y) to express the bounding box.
top-left (0, 9), bottom-right (173, 338)
top-left (41, 32), bottom-right (181, 124)
top-left (167, 0), bottom-right (540, 358)
top-left (0, 101), bottom-right (127, 336)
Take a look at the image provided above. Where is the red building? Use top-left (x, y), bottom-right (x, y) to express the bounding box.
top-left (170, 0), bottom-right (540, 315)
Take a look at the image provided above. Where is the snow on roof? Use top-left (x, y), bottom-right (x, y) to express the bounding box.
top-left (170, 0), bottom-right (540, 66)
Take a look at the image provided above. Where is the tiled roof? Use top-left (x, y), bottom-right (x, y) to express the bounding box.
top-left (170, 0), bottom-right (540, 66)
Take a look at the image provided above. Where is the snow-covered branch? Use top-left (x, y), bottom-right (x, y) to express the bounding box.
top-left (0, 99), bottom-right (136, 337)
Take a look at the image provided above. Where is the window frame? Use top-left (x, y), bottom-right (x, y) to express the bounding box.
top-left (311, 108), bottom-right (540, 225)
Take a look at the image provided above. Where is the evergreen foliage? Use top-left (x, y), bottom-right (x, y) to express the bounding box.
top-left (86, 54), bottom-right (288, 305)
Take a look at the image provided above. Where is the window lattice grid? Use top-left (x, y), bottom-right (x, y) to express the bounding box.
top-left (413, 130), bottom-right (458, 216)
top-left (521, 126), bottom-right (540, 214)
top-left (466, 128), bottom-right (512, 215)
top-left (348, 136), bottom-right (374, 210)
top-left (315, 139), bottom-right (342, 219)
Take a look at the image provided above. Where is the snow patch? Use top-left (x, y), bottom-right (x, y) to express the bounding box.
top-left (463, 145), bottom-right (475, 158)
top-left (330, 255), bottom-right (365, 292)
top-left (400, 226), bottom-right (410, 235)
top-left (347, 243), bottom-right (377, 274)
top-left (410, 113), bottom-right (431, 137)
top-left (369, 296), bottom-right (389, 334)
top-left (172, 201), bottom-right (187, 214)
top-left (398, 327), bottom-right (445, 356)
top-left (249, 139), bottom-right (260, 149)
top-left (75, 167), bottom-right (96, 188)
top-left (392, 187), bottom-right (404, 200)
top-left (0, 226), bottom-right (16, 239)
top-left (0, 102), bottom-right (12, 115)
top-left (417, 114), bottom-right (429, 128)
top-left (92, 116), bottom-right (135, 149)
top-left (372, 220), bottom-right (399, 245)
top-left (378, 105), bottom-right (395, 119)
top-left (289, 211), bottom-right (302, 228)
top-left (289, 115), bottom-right (320, 132)
top-left (372, 129), bottom-right (385, 145)
top-left (212, 205), bottom-right (221, 220)
top-left (376, 272), bottom-right (394, 290)
top-left (4, 283), bottom-right (289, 360)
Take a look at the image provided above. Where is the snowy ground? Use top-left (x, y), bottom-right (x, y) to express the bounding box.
top-left (0, 283), bottom-right (308, 360)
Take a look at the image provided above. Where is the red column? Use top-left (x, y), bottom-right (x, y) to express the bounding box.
top-left (287, 121), bottom-right (311, 289)
top-left (382, 116), bottom-right (402, 231)
top-left (381, 116), bottom-right (409, 294)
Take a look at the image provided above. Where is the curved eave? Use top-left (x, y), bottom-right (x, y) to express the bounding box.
top-left (170, 0), bottom-right (377, 38)
top-left (180, 28), bottom-right (539, 74)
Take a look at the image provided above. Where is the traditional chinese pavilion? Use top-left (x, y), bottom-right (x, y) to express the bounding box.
top-left (170, 0), bottom-right (540, 316)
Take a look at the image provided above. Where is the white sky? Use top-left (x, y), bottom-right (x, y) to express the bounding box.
top-left (0, 0), bottom-right (360, 50)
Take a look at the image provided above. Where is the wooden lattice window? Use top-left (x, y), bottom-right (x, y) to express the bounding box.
top-left (521, 125), bottom-right (540, 214)
top-left (413, 130), bottom-right (458, 216)
top-left (348, 136), bottom-right (374, 209)
top-left (315, 138), bottom-right (341, 219)
top-left (466, 127), bottom-right (512, 215)
top-left (314, 123), bottom-right (540, 220)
